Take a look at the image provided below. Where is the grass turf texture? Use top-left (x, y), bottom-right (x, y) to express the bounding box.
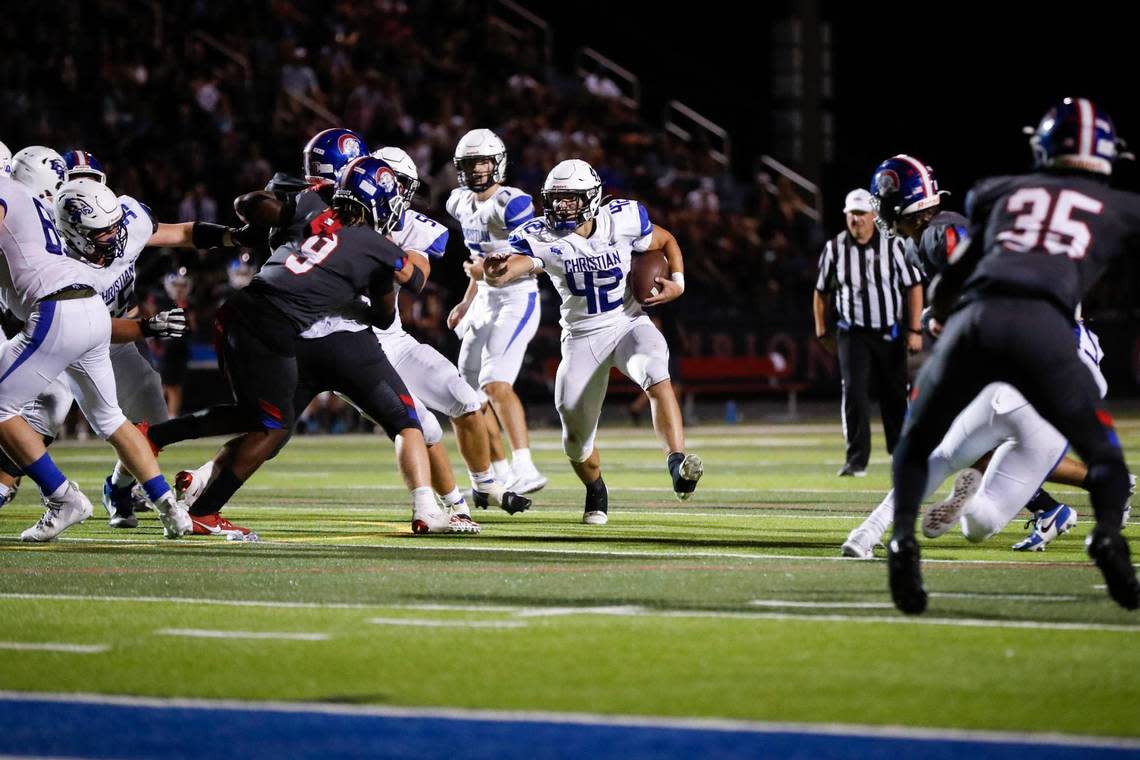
top-left (1, 420), bottom-right (1138, 737)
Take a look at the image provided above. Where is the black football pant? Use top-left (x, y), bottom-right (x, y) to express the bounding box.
top-left (837, 326), bottom-right (908, 470)
top-left (891, 297), bottom-right (1129, 539)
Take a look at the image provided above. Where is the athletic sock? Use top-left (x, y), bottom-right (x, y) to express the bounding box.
top-left (110, 460), bottom-right (135, 489)
top-left (491, 459), bottom-right (513, 483)
top-left (412, 486), bottom-right (437, 513)
top-left (667, 451), bottom-right (685, 480)
top-left (512, 448), bottom-right (533, 469)
top-left (0, 483), bottom-right (12, 503)
top-left (1025, 488), bottom-right (1061, 515)
top-left (862, 492), bottom-right (896, 540)
top-left (188, 467), bottom-right (244, 517)
top-left (141, 475), bottom-right (172, 504)
top-left (585, 476), bottom-right (608, 513)
top-left (469, 468), bottom-right (496, 493)
top-left (24, 453), bottom-right (67, 498)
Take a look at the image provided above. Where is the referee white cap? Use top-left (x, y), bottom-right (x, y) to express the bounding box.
top-left (843, 188), bottom-right (874, 214)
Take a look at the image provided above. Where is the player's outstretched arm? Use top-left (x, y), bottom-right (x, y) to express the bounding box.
top-left (148, 222), bottom-right (261, 250)
top-left (642, 224), bottom-right (685, 306)
top-left (484, 254), bottom-right (541, 287)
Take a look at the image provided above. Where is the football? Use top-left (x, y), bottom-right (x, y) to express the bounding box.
top-left (630, 252), bottom-right (669, 304)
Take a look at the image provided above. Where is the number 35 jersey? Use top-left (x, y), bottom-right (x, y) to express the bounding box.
top-left (509, 199), bottom-right (655, 336)
top-left (962, 172), bottom-right (1140, 314)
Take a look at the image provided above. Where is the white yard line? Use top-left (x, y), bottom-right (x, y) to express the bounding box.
top-left (928, 592), bottom-right (1080, 602)
top-left (366, 618), bottom-right (527, 629)
top-left (154, 628), bottom-right (330, 641)
top-left (1, 594), bottom-right (1135, 634)
top-left (0, 642), bottom-right (108, 654)
top-left (749, 600), bottom-right (895, 609)
top-left (0, 690), bottom-right (1136, 749)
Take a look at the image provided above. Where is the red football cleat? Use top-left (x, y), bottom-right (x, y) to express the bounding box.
top-left (190, 512), bottom-right (254, 537)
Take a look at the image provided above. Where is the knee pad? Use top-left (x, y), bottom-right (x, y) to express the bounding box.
top-left (562, 428), bottom-right (596, 463)
top-left (445, 374), bottom-right (484, 418)
top-left (420, 407), bottom-right (443, 447)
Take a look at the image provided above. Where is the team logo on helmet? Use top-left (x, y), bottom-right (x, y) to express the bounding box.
top-left (338, 134), bottom-right (363, 160)
top-left (61, 197), bottom-right (95, 225)
top-left (375, 167), bottom-right (396, 193)
top-left (875, 169), bottom-right (899, 195)
top-left (49, 158), bottom-right (66, 182)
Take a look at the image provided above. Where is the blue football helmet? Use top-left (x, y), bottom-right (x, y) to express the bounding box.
top-left (302, 128), bottom-right (367, 185)
top-left (1026, 97), bottom-right (1127, 176)
top-left (869, 155), bottom-right (945, 235)
top-left (333, 156), bottom-right (404, 234)
top-left (63, 150), bottom-right (106, 183)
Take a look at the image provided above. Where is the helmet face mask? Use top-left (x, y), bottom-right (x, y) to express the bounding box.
top-left (370, 147), bottom-right (419, 222)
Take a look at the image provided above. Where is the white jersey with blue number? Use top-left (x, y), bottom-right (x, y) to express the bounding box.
top-left (509, 198), bottom-right (655, 336)
top-left (446, 184), bottom-right (537, 294)
top-left (300, 210), bottom-right (449, 340)
top-left (83, 195), bottom-right (156, 318)
top-left (0, 176), bottom-right (98, 321)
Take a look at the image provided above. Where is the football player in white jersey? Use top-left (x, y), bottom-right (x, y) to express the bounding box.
top-left (54, 178), bottom-right (247, 529)
top-left (487, 159), bottom-right (704, 524)
top-left (0, 175), bottom-right (192, 541)
top-left (445, 128), bottom-right (547, 494)
top-left (842, 323), bottom-right (1119, 557)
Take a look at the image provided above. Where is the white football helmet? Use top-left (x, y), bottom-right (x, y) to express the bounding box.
top-left (12, 146), bottom-right (67, 201)
top-left (371, 146), bottom-right (420, 207)
top-left (541, 159), bottom-right (603, 231)
top-left (0, 140), bottom-right (12, 178)
top-left (453, 129), bottom-right (506, 192)
top-left (54, 178), bottom-right (127, 267)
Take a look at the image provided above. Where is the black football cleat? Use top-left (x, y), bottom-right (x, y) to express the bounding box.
top-left (1086, 527), bottom-right (1140, 611)
top-left (500, 491), bottom-right (532, 515)
top-left (887, 534), bottom-right (928, 615)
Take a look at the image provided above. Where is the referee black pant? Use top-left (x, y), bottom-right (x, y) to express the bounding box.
top-left (837, 325), bottom-right (908, 470)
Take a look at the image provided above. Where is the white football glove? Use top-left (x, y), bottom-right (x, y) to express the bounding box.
top-left (141, 308), bottom-right (188, 339)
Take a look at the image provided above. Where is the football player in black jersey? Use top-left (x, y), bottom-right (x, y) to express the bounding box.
top-left (887, 98), bottom-right (1140, 613)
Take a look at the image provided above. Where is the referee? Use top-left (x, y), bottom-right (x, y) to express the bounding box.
top-left (813, 188), bottom-right (923, 476)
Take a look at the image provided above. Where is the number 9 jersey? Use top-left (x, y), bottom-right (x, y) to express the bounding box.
top-left (508, 198), bottom-right (655, 336)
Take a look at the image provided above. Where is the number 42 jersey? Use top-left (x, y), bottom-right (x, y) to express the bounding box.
top-left (508, 198), bottom-right (655, 336)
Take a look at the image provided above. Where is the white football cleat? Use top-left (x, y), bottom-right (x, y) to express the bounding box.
top-left (412, 504), bottom-right (455, 534)
top-left (582, 510), bottom-right (608, 526)
top-left (21, 481), bottom-right (93, 542)
top-left (508, 464), bottom-right (548, 495)
top-left (155, 498), bottom-right (193, 539)
top-left (922, 468), bottom-right (982, 539)
top-left (447, 513), bottom-right (482, 534)
top-left (841, 527), bottom-right (880, 559)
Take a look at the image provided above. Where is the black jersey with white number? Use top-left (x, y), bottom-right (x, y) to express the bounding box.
top-left (960, 171), bottom-right (1140, 314)
top-left (248, 207), bottom-right (405, 332)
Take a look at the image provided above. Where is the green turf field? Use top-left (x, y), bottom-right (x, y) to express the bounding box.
top-left (1, 419), bottom-right (1138, 738)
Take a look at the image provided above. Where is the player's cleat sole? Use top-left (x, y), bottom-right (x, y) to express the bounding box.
top-left (583, 510), bottom-right (608, 525)
top-left (1012, 503), bottom-right (1077, 552)
top-left (841, 527), bottom-right (879, 559)
top-left (1086, 528), bottom-right (1140, 611)
top-left (922, 468), bottom-right (982, 539)
top-left (447, 514), bottom-right (482, 534)
top-left (673, 454), bottom-right (704, 501)
top-left (471, 487), bottom-right (531, 515)
top-left (887, 534), bottom-right (928, 615)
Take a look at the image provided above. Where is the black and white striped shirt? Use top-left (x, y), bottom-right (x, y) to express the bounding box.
top-left (815, 230), bottom-right (922, 331)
